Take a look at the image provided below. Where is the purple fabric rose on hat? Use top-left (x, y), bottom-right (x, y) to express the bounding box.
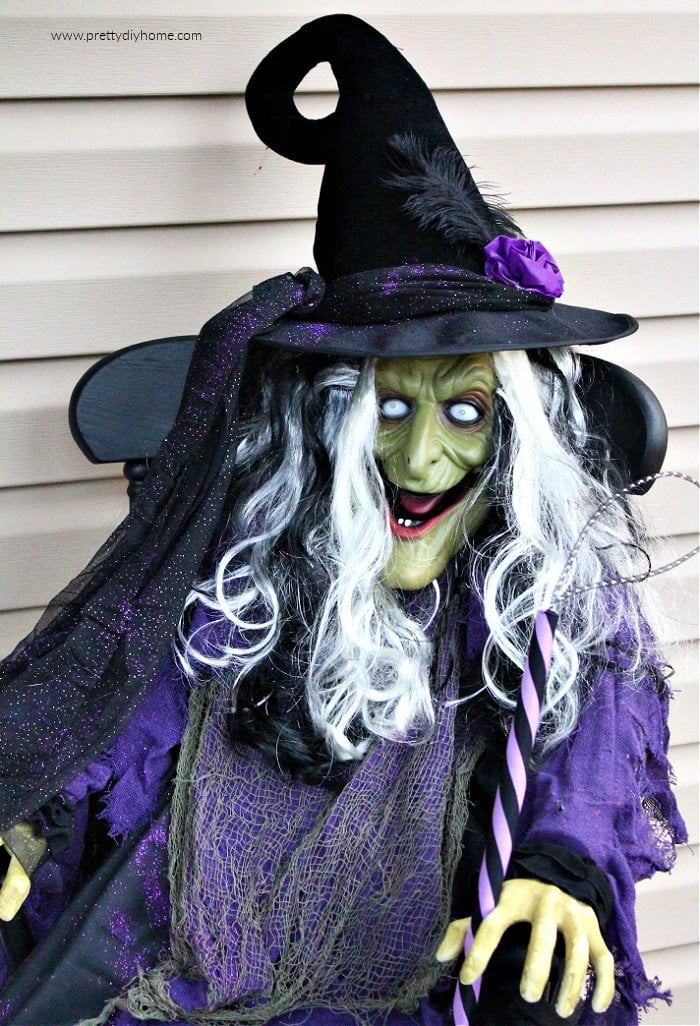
top-left (483, 236), bottom-right (564, 298)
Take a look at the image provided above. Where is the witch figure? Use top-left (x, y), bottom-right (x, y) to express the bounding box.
top-left (0, 15), bottom-right (687, 1026)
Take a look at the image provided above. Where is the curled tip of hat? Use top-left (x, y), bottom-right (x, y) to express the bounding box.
top-left (245, 14), bottom-right (521, 281)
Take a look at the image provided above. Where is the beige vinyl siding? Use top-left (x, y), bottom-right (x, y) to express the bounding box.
top-left (0, 2), bottom-right (697, 1021)
top-left (1, 2), bottom-right (697, 95)
top-left (1, 87), bottom-right (697, 231)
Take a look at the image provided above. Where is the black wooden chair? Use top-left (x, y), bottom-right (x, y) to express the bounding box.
top-left (69, 338), bottom-right (668, 507)
top-left (69, 335), bottom-right (197, 504)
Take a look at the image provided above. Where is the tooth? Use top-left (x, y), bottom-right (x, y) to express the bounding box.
top-left (397, 518), bottom-right (404, 525)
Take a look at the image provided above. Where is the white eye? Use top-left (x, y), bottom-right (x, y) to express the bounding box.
top-left (444, 400), bottom-right (482, 426)
top-left (379, 397), bottom-right (411, 420)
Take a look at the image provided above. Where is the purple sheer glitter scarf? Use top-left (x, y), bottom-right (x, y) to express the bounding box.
top-left (0, 269), bottom-right (327, 833)
top-left (91, 622), bottom-right (479, 1025)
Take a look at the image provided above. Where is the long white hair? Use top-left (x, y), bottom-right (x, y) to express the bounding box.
top-left (177, 357), bottom-right (435, 761)
top-left (177, 347), bottom-right (655, 759)
top-left (479, 348), bottom-right (654, 748)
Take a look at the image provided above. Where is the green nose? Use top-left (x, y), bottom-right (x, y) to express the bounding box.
top-left (404, 407), bottom-right (441, 481)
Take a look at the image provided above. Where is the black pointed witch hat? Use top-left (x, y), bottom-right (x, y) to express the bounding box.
top-left (246, 13), bottom-right (513, 280)
top-left (245, 14), bottom-right (638, 355)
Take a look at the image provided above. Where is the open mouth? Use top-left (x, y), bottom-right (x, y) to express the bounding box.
top-left (382, 469), bottom-right (481, 539)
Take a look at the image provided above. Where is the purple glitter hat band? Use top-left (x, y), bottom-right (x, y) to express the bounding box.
top-left (484, 237), bottom-right (565, 299)
top-left (256, 260), bottom-right (638, 357)
top-left (296, 263), bottom-right (554, 326)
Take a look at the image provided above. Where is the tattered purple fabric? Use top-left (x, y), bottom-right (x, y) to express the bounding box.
top-left (516, 621), bottom-right (687, 1024)
top-left (0, 596), bottom-right (686, 1026)
top-left (102, 591), bottom-right (473, 1024)
top-left (0, 656), bottom-right (186, 1023)
top-left (63, 653), bottom-right (187, 840)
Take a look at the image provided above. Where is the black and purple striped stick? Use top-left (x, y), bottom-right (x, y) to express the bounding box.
top-left (453, 608), bottom-right (559, 1025)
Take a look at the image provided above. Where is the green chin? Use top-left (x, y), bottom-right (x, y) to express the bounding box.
top-left (383, 487), bottom-right (491, 590)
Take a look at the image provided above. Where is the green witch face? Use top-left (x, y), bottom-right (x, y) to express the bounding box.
top-left (374, 354), bottom-right (497, 590)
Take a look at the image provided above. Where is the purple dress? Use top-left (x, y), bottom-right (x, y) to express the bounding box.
top-left (0, 601), bottom-right (686, 1026)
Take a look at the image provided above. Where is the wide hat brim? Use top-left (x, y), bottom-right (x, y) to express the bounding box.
top-left (257, 300), bottom-right (638, 357)
top-left (254, 264), bottom-right (638, 356)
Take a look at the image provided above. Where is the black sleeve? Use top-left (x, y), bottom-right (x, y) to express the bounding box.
top-left (452, 748), bottom-right (612, 925)
top-left (1, 795), bottom-right (77, 880)
top-left (450, 750), bottom-right (613, 1025)
top-left (509, 841), bottom-right (613, 930)
top-left (24, 794), bottom-right (76, 862)
top-left (1, 821), bottom-right (47, 878)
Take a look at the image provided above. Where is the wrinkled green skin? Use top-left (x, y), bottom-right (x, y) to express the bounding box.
top-left (374, 354), bottom-right (497, 590)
